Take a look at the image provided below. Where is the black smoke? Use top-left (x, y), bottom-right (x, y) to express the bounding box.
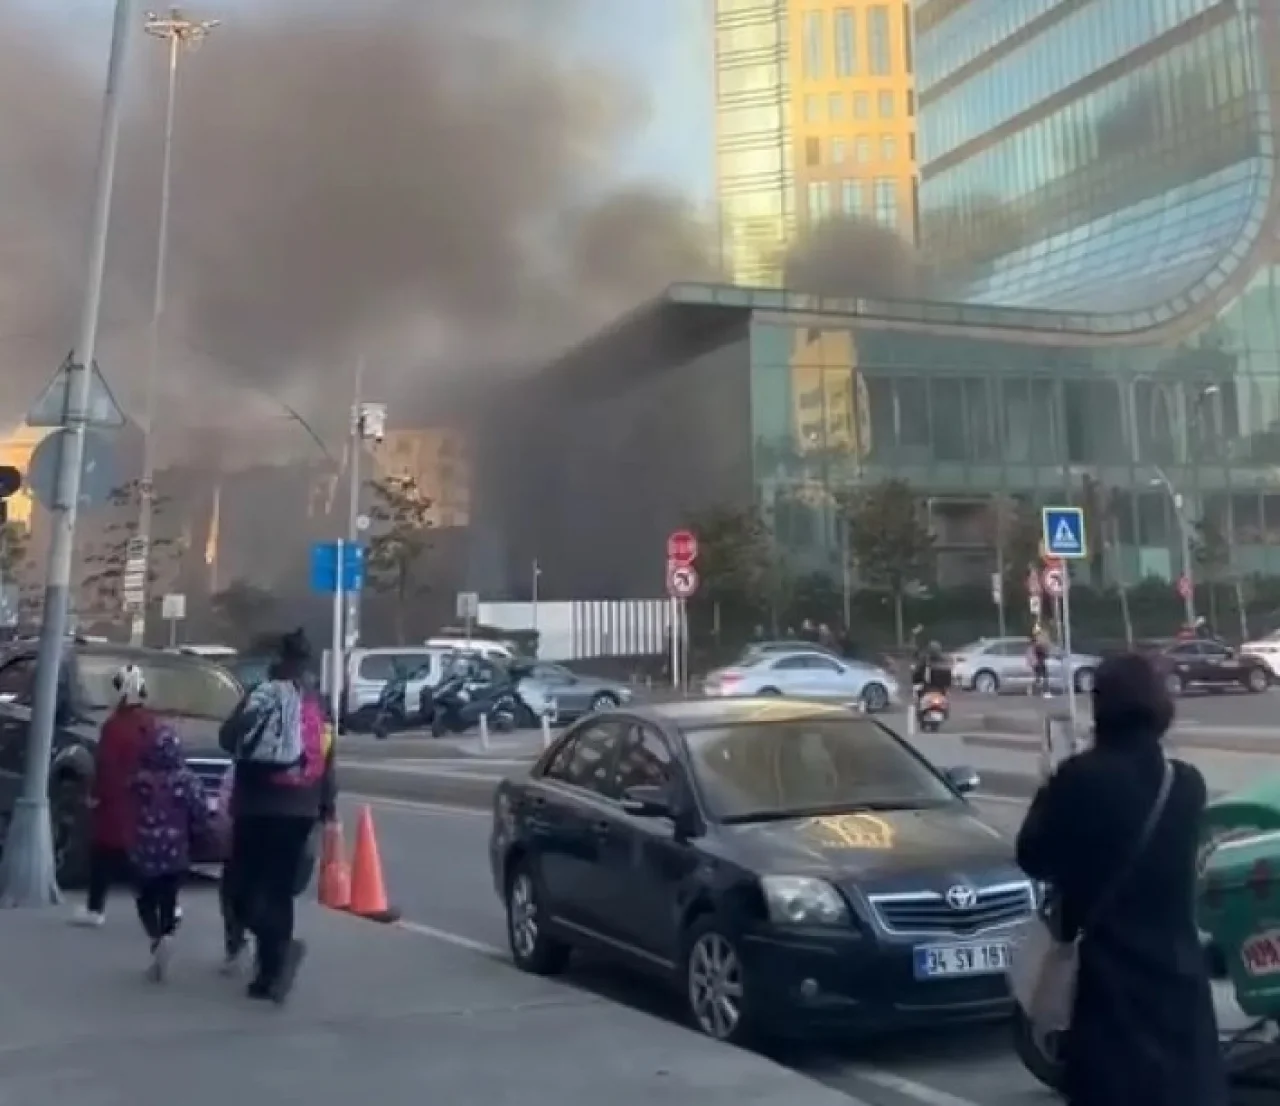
top-left (0, 0), bottom-right (718, 431)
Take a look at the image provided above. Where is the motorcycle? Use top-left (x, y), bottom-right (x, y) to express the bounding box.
top-left (914, 686), bottom-right (950, 733)
top-left (429, 672), bottom-right (519, 737)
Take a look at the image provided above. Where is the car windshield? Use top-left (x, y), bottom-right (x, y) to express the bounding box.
top-left (685, 717), bottom-right (959, 824)
top-left (952, 640), bottom-right (988, 655)
top-left (79, 653), bottom-right (244, 720)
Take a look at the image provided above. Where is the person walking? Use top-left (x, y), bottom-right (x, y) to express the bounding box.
top-left (1029, 626), bottom-right (1051, 698)
top-left (72, 664), bottom-right (154, 927)
top-left (1015, 652), bottom-right (1226, 1106)
top-left (129, 723), bottom-right (212, 980)
top-left (219, 629), bottom-right (336, 1003)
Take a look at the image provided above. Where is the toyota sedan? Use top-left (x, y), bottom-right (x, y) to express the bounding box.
top-left (489, 699), bottom-right (1032, 1045)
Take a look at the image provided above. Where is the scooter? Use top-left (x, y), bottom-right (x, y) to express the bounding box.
top-left (914, 686), bottom-right (950, 733)
top-left (371, 674), bottom-right (421, 740)
top-left (429, 674), bottom-right (518, 738)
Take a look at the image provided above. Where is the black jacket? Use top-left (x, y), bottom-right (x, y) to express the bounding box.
top-left (1016, 740), bottom-right (1226, 1106)
top-left (218, 689), bottom-right (337, 821)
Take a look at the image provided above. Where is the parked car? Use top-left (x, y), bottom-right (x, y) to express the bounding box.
top-left (703, 649), bottom-right (898, 712)
top-left (950, 637), bottom-right (1099, 695)
top-left (0, 640), bottom-right (242, 886)
top-left (1241, 629), bottom-right (1280, 677)
top-left (490, 698), bottom-right (1030, 1044)
top-left (513, 662), bottom-right (632, 723)
top-left (1148, 638), bottom-right (1271, 695)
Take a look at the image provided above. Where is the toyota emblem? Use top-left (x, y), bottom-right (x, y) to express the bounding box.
top-left (945, 885), bottom-right (977, 910)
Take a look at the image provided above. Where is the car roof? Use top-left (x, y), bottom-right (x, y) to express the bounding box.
top-left (627, 697), bottom-right (857, 729)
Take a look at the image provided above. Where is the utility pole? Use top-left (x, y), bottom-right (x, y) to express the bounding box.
top-left (130, 7), bottom-right (220, 646)
top-left (0, 0), bottom-right (136, 907)
top-left (346, 358), bottom-right (375, 651)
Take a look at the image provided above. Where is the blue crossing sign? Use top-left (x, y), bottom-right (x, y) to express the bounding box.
top-left (310, 540), bottom-right (366, 594)
top-left (1041, 506), bottom-right (1087, 559)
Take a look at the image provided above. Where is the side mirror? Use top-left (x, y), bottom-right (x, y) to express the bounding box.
top-left (944, 765), bottom-right (981, 795)
top-left (620, 784), bottom-right (674, 819)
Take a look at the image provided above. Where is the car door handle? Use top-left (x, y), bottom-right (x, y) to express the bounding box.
top-left (530, 795), bottom-right (547, 809)
top-left (592, 821), bottom-right (612, 837)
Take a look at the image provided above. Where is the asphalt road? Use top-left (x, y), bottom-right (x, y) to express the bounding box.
top-left (954, 684), bottom-right (1280, 730)
top-left (341, 787), bottom-right (1048, 1106)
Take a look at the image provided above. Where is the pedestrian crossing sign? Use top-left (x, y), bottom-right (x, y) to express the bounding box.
top-left (1041, 506), bottom-right (1087, 559)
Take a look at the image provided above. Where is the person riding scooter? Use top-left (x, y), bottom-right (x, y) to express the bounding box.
top-left (911, 642), bottom-right (952, 732)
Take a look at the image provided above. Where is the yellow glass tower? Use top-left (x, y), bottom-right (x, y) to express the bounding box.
top-left (714, 0), bottom-right (917, 286)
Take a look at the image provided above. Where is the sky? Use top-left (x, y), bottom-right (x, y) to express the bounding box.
top-left (19, 0), bottom-right (714, 204)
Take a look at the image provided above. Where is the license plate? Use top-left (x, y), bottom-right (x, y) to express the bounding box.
top-left (923, 710), bottom-right (944, 723)
top-left (1242, 930), bottom-right (1280, 976)
top-left (206, 796), bottom-right (220, 812)
top-left (914, 941), bottom-right (1009, 979)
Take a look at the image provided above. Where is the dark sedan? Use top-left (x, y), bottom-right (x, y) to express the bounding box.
top-left (1149, 638), bottom-right (1271, 695)
top-left (489, 698), bottom-right (1033, 1045)
top-left (0, 640), bottom-right (242, 886)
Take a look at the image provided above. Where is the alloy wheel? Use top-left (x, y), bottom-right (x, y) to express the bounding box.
top-left (688, 932), bottom-right (744, 1040)
top-left (509, 872), bottom-right (539, 963)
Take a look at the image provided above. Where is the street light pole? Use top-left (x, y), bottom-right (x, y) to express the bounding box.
top-left (130, 7), bottom-right (219, 646)
top-left (346, 357), bottom-right (367, 651)
top-left (0, 0), bottom-right (136, 907)
top-left (1152, 465), bottom-right (1197, 625)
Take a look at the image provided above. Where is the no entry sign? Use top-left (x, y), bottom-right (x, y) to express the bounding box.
top-left (667, 530), bottom-right (698, 566)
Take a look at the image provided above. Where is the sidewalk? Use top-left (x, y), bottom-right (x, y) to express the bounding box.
top-left (0, 889), bottom-right (866, 1106)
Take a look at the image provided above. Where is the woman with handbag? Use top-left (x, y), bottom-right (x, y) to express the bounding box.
top-left (1013, 652), bottom-right (1226, 1106)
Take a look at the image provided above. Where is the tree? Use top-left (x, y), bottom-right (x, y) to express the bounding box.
top-left (988, 496), bottom-right (1042, 624)
top-left (1191, 516), bottom-right (1232, 633)
top-left (0, 520), bottom-right (29, 585)
top-left (210, 579), bottom-right (282, 649)
top-left (366, 474), bottom-right (434, 642)
top-left (79, 481), bottom-right (178, 622)
top-left (841, 479), bottom-right (934, 644)
top-left (681, 504), bottom-right (777, 631)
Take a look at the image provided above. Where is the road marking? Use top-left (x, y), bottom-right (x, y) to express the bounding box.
top-left (344, 793), bottom-right (488, 818)
top-left (397, 917), bottom-right (506, 957)
top-left (851, 1068), bottom-right (983, 1106)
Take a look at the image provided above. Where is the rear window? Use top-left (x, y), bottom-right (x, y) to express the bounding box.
top-left (78, 653), bottom-right (243, 720)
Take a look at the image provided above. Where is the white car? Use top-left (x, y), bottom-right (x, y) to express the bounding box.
top-left (1241, 630), bottom-right (1280, 676)
top-left (951, 637), bottom-right (1099, 695)
top-left (702, 649), bottom-right (899, 713)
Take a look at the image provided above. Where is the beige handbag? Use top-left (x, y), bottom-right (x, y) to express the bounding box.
top-left (1009, 759), bottom-right (1173, 1032)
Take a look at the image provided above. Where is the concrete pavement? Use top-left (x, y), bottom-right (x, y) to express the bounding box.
top-left (0, 885), bottom-right (871, 1106)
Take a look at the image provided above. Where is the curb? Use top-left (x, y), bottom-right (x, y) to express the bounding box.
top-left (979, 712), bottom-right (1280, 756)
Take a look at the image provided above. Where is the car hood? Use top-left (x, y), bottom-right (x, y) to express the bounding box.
top-left (715, 804), bottom-right (1014, 884)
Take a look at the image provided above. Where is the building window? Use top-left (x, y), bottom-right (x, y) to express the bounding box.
top-left (855, 136), bottom-right (871, 163)
top-left (828, 92), bottom-right (844, 119)
top-left (834, 8), bottom-right (857, 77)
top-left (841, 179), bottom-right (862, 216)
top-left (832, 137), bottom-right (849, 163)
top-left (804, 94), bottom-right (821, 122)
top-left (901, 4), bottom-right (913, 74)
top-left (873, 177), bottom-right (897, 227)
top-left (878, 90), bottom-right (895, 117)
top-left (803, 10), bottom-right (824, 79)
top-left (868, 6), bottom-right (891, 76)
top-left (880, 134), bottom-right (896, 161)
top-left (906, 89), bottom-right (915, 116)
top-left (805, 135), bottom-right (821, 167)
top-left (853, 92), bottom-right (869, 118)
top-left (807, 180), bottom-right (832, 221)
top-left (908, 132), bottom-right (916, 160)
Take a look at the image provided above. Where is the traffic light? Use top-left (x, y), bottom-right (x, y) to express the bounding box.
top-left (0, 465), bottom-right (21, 526)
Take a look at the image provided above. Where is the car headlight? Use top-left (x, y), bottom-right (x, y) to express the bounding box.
top-left (761, 875), bottom-right (850, 926)
top-left (617, 687), bottom-right (633, 701)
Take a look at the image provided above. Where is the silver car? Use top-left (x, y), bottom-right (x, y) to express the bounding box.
top-left (951, 637), bottom-right (1100, 695)
top-left (702, 649), bottom-right (899, 712)
top-left (515, 663), bottom-right (632, 722)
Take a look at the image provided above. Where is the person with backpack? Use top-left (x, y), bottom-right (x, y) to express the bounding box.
top-left (218, 629), bottom-right (337, 1003)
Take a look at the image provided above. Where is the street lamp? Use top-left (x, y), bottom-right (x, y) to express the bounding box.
top-left (0, 0), bottom-right (137, 907)
top-left (130, 7), bottom-right (220, 647)
top-left (1149, 466), bottom-right (1197, 625)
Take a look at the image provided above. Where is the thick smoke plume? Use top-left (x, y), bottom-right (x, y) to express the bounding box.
top-left (780, 216), bottom-right (925, 302)
top-left (0, 0), bottom-right (717, 436)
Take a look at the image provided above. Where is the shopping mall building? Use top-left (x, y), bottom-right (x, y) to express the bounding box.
top-left (477, 1), bottom-right (1280, 601)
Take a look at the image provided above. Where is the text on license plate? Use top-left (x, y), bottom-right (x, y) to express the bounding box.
top-left (914, 941), bottom-right (1009, 979)
top-left (1242, 930), bottom-right (1280, 977)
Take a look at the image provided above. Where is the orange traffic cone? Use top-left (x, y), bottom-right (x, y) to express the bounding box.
top-left (317, 819), bottom-right (351, 909)
top-left (347, 805), bottom-right (399, 923)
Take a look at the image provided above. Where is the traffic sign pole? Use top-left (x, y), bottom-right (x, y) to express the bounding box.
top-left (0, 0), bottom-right (135, 909)
top-left (330, 540), bottom-right (345, 729)
top-left (1060, 564), bottom-right (1080, 752)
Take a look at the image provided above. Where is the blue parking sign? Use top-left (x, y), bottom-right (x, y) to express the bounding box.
top-left (1041, 507), bottom-right (1087, 559)
top-left (310, 541), bottom-right (365, 594)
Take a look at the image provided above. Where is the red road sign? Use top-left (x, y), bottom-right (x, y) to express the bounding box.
top-left (1042, 567), bottom-right (1065, 596)
top-left (667, 563), bottom-right (699, 599)
top-left (1177, 575), bottom-right (1193, 600)
top-left (667, 530), bottom-right (698, 565)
